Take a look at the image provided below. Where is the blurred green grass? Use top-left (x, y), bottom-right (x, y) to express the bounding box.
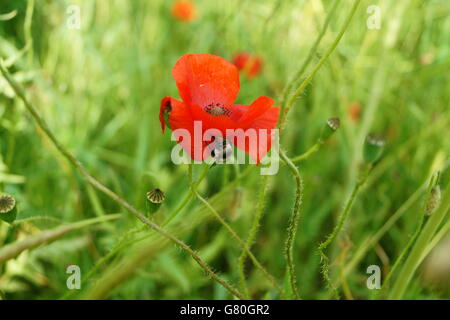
top-left (0, 0), bottom-right (449, 299)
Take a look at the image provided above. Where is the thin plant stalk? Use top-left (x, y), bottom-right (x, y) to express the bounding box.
top-left (238, 174), bottom-right (269, 298)
top-left (343, 160), bottom-right (450, 279)
top-left (318, 166), bottom-right (371, 299)
top-left (279, 0), bottom-right (361, 131)
top-left (279, 150), bottom-right (304, 300)
top-left (0, 61), bottom-right (245, 300)
top-left (162, 164), bottom-right (210, 226)
top-left (291, 141), bottom-right (322, 163)
top-left (389, 183), bottom-right (450, 300)
top-left (278, 0), bottom-right (340, 122)
top-left (375, 173), bottom-right (439, 299)
top-left (64, 165), bottom-right (255, 300)
top-left (0, 214), bottom-right (121, 265)
top-left (188, 164), bottom-right (284, 296)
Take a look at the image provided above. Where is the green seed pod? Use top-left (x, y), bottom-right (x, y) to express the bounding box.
top-left (320, 117), bottom-right (340, 142)
top-left (146, 188), bottom-right (165, 214)
top-left (363, 133), bottom-right (385, 164)
top-left (426, 185), bottom-right (441, 215)
top-left (0, 194), bottom-right (17, 224)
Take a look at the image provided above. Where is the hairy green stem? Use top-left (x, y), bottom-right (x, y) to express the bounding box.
top-left (188, 164), bottom-right (283, 296)
top-left (162, 164), bottom-right (210, 227)
top-left (278, 0), bottom-right (340, 125)
top-left (318, 166), bottom-right (370, 299)
top-left (291, 141), bottom-right (323, 163)
top-left (279, 150), bottom-right (303, 300)
top-left (64, 165), bottom-right (255, 300)
top-left (375, 174), bottom-right (439, 299)
top-left (0, 61), bottom-right (244, 300)
top-left (279, 0), bottom-right (361, 131)
top-left (389, 183), bottom-right (450, 299)
top-left (238, 175), bottom-right (269, 298)
top-left (0, 214), bottom-right (121, 265)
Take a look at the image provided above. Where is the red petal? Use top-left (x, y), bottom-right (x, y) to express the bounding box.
top-left (235, 96), bottom-right (274, 125)
top-left (231, 104), bottom-right (280, 164)
top-left (190, 103), bottom-right (238, 135)
top-left (172, 54), bottom-right (240, 107)
top-left (164, 97), bottom-right (208, 161)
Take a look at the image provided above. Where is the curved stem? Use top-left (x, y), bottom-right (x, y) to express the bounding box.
top-left (375, 214), bottom-right (427, 299)
top-left (279, 150), bottom-right (304, 300)
top-left (238, 175), bottom-right (269, 298)
top-left (278, 0), bottom-right (340, 123)
top-left (162, 164), bottom-right (210, 227)
top-left (64, 165), bottom-right (255, 300)
top-left (0, 214), bottom-right (121, 265)
top-left (279, 0), bottom-right (361, 131)
top-left (188, 165), bottom-right (283, 297)
top-left (0, 61), bottom-right (245, 300)
top-left (291, 141), bottom-right (323, 163)
top-left (389, 183), bottom-right (450, 300)
top-left (318, 166), bottom-right (370, 299)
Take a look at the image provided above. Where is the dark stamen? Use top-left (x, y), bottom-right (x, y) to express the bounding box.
top-left (204, 103), bottom-right (231, 117)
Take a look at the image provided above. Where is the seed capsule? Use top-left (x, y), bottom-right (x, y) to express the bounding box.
top-left (426, 185), bottom-right (441, 215)
top-left (146, 188), bottom-right (165, 214)
top-left (320, 117), bottom-right (340, 142)
top-left (0, 194), bottom-right (17, 224)
top-left (363, 133), bottom-right (385, 164)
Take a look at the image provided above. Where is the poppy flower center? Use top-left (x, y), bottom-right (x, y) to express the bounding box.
top-left (205, 103), bottom-right (231, 117)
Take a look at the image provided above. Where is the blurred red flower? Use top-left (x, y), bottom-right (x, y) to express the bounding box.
top-left (348, 102), bottom-right (361, 123)
top-left (172, 0), bottom-right (196, 22)
top-left (160, 54), bottom-right (279, 163)
top-left (232, 52), bottom-right (263, 79)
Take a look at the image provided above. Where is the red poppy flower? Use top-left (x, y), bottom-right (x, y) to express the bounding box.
top-left (232, 52), bottom-right (263, 79)
top-left (172, 0), bottom-right (196, 23)
top-left (160, 54), bottom-right (279, 163)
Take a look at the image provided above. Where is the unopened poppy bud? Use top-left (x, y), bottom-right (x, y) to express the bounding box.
top-left (0, 194), bottom-right (17, 224)
top-left (146, 188), bottom-right (165, 214)
top-left (320, 117), bottom-right (340, 142)
top-left (426, 185), bottom-right (441, 215)
top-left (363, 133), bottom-right (385, 164)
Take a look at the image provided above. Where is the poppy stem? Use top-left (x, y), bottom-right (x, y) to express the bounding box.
top-left (188, 164), bottom-right (284, 296)
top-left (162, 164), bottom-right (210, 227)
top-left (279, 150), bottom-right (304, 300)
top-left (238, 174), bottom-right (270, 299)
top-left (0, 60), bottom-right (245, 301)
top-left (317, 165), bottom-right (371, 299)
top-left (291, 141), bottom-right (322, 163)
top-left (374, 173), bottom-right (440, 299)
top-left (278, 0), bottom-right (340, 127)
top-left (63, 166), bottom-right (254, 300)
top-left (389, 182), bottom-right (450, 300)
top-left (279, 0), bottom-right (361, 131)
